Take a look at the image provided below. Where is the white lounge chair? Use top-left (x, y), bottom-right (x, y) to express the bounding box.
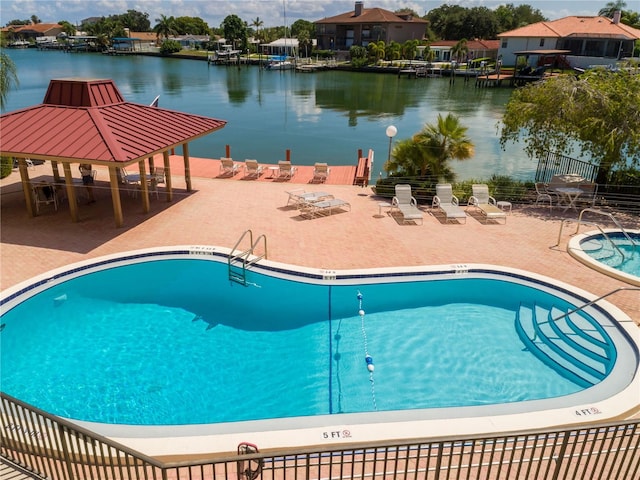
top-left (300, 198), bottom-right (350, 218)
top-left (468, 184), bottom-right (507, 224)
top-left (391, 184), bottom-right (424, 225)
top-left (432, 184), bottom-right (467, 224)
top-left (312, 163), bottom-right (330, 183)
top-left (219, 157), bottom-right (239, 177)
top-left (286, 189), bottom-right (333, 207)
top-left (243, 159), bottom-right (263, 179)
top-left (277, 161), bottom-right (296, 180)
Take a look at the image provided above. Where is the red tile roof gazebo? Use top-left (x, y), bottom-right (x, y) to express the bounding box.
top-left (0, 78), bottom-right (227, 227)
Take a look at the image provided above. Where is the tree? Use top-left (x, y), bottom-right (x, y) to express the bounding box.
top-left (402, 39), bottom-right (419, 61)
top-left (499, 70), bottom-right (640, 184)
top-left (30, 15), bottom-right (41, 24)
top-left (154, 14), bottom-right (177, 40)
top-left (221, 14), bottom-right (247, 51)
top-left (450, 38), bottom-right (469, 63)
top-left (118, 10), bottom-right (151, 31)
top-left (58, 20), bottom-right (76, 36)
top-left (495, 3), bottom-right (547, 32)
top-left (290, 19), bottom-right (314, 38)
top-left (0, 52), bottom-right (19, 111)
top-left (599, 1), bottom-right (627, 17)
top-left (6, 19), bottom-right (30, 26)
top-left (251, 17), bottom-right (264, 41)
top-left (368, 41), bottom-right (385, 64)
top-left (385, 114), bottom-right (474, 180)
top-left (462, 7), bottom-right (499, 39)
top-left (386, 41), bottom-right (402, 62)
top-left (173, 16), bottom-right (210, 35)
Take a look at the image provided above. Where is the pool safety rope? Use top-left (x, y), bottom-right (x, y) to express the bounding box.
top-left (357, 291), bottom-right (377, 411)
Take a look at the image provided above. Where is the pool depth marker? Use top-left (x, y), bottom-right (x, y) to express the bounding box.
top-left (357, 291), bottom-right (377, 411)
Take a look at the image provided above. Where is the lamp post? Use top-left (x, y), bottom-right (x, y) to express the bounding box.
top-left (386, 125), bottom-right (397, 165)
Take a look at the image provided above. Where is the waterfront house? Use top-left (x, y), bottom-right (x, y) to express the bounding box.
top-left (314, 1), bottom-right (427, 51)
top-left (498, 12), bottom-right (640, 69)
top-left (426, 39), bottom-right (500, 63)
top-left (1, 23), bottom-right (63, 44)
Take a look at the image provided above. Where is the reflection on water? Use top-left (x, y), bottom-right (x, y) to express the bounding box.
top-left (5, 49), bottom-right (534, 180)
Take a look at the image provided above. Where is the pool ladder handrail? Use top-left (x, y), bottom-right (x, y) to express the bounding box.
top-left (228, 229), bottom-right (267, 285)
top-left (576, 208), bottom-right (637, 250)
top-left (545, 287), bottom-right (640, 324)
top-left (555, 219), bottom-right (625, 260)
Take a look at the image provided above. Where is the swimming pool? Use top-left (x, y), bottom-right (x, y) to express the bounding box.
top-left (1, 247), bottom-right (638, 456)
top-left (568, 229), bottom-right (640, 287)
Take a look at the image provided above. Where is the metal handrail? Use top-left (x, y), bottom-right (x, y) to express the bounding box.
top-left (555, 218), bottom-right (625, 259)
top-left (550, 287), bottom-right (640, 323)
top-left (576, 208), bottom-right (637, 250)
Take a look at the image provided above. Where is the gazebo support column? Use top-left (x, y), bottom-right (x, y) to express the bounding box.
top-left (18, 160), bottom-right (35, 218)
top-left (163, 151), bottom-right (173, 201)
top-left (108, 166), bottom-right (124, 228)
top-left (183, 142), bottom-right (192, 192)
top-left (62, 163), bottom-right (79, 223)
top-left (138, 160), bottom-right (150, 213)
top-left (51, 161), bottom-right (61, 182)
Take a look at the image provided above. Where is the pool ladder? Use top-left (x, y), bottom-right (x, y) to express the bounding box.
top-left (228, 230), bottom-right (267, 286)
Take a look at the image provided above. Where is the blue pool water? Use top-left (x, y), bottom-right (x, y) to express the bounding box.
top-left (580, 232), bottom-right (640, 278)
top-left (0, 257), bottom-right (615, 426)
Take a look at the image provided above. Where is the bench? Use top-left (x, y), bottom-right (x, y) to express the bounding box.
top-left (353, 157), bottom-right (370, 187)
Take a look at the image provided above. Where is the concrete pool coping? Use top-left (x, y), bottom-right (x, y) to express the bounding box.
top-left (2, 248), bottom-right (639, 457)
top-left (568, 229), bottom-right (640, 287)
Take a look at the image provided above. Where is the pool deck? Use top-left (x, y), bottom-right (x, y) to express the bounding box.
top-left (2, 157), bottom-right (639, 440)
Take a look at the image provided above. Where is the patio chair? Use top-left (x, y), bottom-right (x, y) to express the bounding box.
top-left (219, 157), bottom-right (239, 177)
top-left (391, 184), bottom-right (423, 225)
top-left (243, 159), bottom-right (263, 179)
top-left (312, 163), bottom-right (330, 183)
top-left (33, 182), bottom-right (58, 213)
top-left (148, 167), bottom-right (166, 199)
top-left (119, 167), bottom-right (141, 196)
top-left (432, 184), bottom-right (467, 224)
top-left (534, 182), bottom-right (557, 208)
top-left (467, 184), bottom-right (507, 224)
top-left (277, 161), bottom-right (296, 180)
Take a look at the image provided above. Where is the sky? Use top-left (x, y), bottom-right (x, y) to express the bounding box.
top-left (0, 1), bottom-right (615, 29)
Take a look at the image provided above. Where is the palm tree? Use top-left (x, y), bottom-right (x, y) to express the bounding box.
top-left (368, 40), bottom-right (386, 64)
top-left (450, 38), bottom-right (469, 63)
top-left (0, 52), bottom-right (19, 111)
top-left (154, 14), bottom-right (177, 41)
top-left (599, 1), bottom-right (627, 17)
top-left (384, 114), bottom-right (474, 180)
top-left (251, 17), bottom-right (264, 42)
top-left (402, 39), bottom-right (419, 61)
top-left (412, 114), bottom-right (474, 179)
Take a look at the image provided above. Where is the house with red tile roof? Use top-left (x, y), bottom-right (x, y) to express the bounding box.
top-left (1, 23), bottom-right (63, 42)
top-left (498, 12), bottom-right (640, 69)
top-left (314, 1), bottom-right (427, 51)
top-left (427, 39), bottom-right (501, 63)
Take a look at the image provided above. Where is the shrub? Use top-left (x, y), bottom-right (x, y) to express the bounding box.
top-left (160, 40), bottom-right (182, 55)
top-left (0, 156), bottom-right (12, 179)
top-left (374, 174), bottom-right (532, 205)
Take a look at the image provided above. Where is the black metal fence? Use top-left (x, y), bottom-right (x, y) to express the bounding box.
top-left (2, 392), bottom-right (639, 480)
top-left (535, 151), bottom-right (599, 184)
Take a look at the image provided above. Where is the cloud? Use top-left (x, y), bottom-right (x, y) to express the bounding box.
top-left (1, 0), bottom-right (610, 28)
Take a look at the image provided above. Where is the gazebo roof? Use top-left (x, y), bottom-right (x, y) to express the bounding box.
top-left (0, 78), bottom-right (227, 164)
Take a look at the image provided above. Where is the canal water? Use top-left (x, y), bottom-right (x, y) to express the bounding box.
top-left (5, 49), bottom-right (534, 180)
